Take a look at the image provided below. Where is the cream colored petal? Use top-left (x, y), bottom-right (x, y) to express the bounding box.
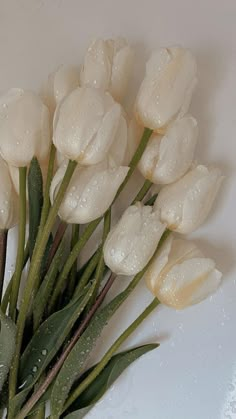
top-left (111, 45), bottom-right (134, 101)
top-left (135, 47), bottom-right (197, 131)
top-left (0, 89), bottom-right (50, 167)
top-left (104, 204), bottom-right (166, 275)
top-left (156, 257), bottom-right (220, 309)
top-left (139, 116), bottom-right (198, 184)
top-left (81, 103), bottom-right (121, 165)
top-left (57, 162), bottom-right (129, 224)
top-left (53, 87), bottom-right (113, 163)
top-left (177, 167), bottom-right (223, 233)
top-left (80, 39), bottom-right (111, 90)
top-left (53, 65), bottom-right (80, 104)
top-left (108, 114), bottom-right (128, 166)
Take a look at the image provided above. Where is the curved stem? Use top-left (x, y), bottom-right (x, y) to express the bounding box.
top-left (39, 144), bottom-right (56, 229)
top-left (132, 179), bottom-right (152, 205)
top-left (114, 127), bottom-right (153, 201)
top-left (64, 298), bottom-right (159, 411)
top-left (9, 167), bottom-right (27, 321)
top-left (74, 248), bottom-right (101, 297)
top-left (89, 208), bottom-right (111, 305)
top-left (0, 229), bottom-right (8, 302)
top-left (9, 160), bottom-right (77, 400)
top-left (16, 230), bottom-right (171, 418)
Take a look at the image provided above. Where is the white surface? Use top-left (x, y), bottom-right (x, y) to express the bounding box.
top-left (1, 1), bottom-right (236, 418)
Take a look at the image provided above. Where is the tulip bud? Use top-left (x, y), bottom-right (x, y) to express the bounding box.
top-left (80, 38), bottom-right (134, 101)
top-left (145, 236), bottom-right (222, 309)
top-left (53, 87), bottom-right (124, 165)
top-left (103, 203), bottom-right (166, 276)
top-left (135, 47), bottom-right (197, 131)
top-left (0, 89), bottom-right (50, 167)
top-left (154, 165), bottom-right (223, 234)
top-left (0, 156), bottom-right (18, 230)
top-left (138, 116), bottom-right (198, 184)
top-left (50, 160), bottom-right (129, 224)
top-left (41, 65), bottom-right (80, 114)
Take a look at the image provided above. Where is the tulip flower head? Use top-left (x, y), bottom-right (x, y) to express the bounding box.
top-left (145, 236), bottom-right (222, 309)
top-left (135, 47), bottom-right (197, 132)
top-left (50, 159), bottom-right (129, 224)
top-left (103, 203), bottom-right (166, 275)
top-left (0, 156), bottom-right (18, 230)
top-left (53, 87), bottom-right (124, 165)
top-left (41, 65), bottom-right (80, 114)
top-left (154, 165), bottom-right (223, 233)
top-left (138, 115), bottom-right (198, 184)
top-left (0, 89), bottom-right (50, 167)
top-left (80, 38), bottom-right (134, 101)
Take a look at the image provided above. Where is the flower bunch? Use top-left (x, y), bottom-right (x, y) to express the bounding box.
top-left (0, 38), bottom-right (224, 419)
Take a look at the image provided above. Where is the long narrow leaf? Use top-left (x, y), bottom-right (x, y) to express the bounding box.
top-left (9, 282), bottom-right (95, 417)
top-left (0, 309), bottom-right (16, 392)
top-left (50, 282), bottom-right (143, 417)
top-left (65, 343), bottom-right (158, 417)
top-left (33, 237), bottom-right (66, 328)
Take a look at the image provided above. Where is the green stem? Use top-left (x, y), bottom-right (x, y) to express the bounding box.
top-left (63, 298), bottom-right (159, 411)
top-left (132, 179), bottom-right (152, 204)
top-left (67, 224), bottom-right (80, 298)
top-left (9, 167), bottom-right (27, 321)
top-left (88, 209), bottom-right (111, 307)
top-left (15, 230), bottom-right (170, 419)
top-left (114, 127), bottom-right (153, 201)
top-left (49, 128), bottom-right (153, 308)
top-left (1, 242), bottom-right (29, 313)
top-left (0, 229), bottom-right (8, 302)
top-left (48, 218), bottom-right (101, 312)
top-left (39, 144), bottom-right (56, 229)
top-left (9, 160), bottom-right (77, 400)
top-left (145, 193), bottom-right (158, 206)
top-left (74, 248), bottom-right (102, 297)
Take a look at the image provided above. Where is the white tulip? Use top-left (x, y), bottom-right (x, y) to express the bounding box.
top-left (135, 47), bottom-right (197, 131)
top-left (154, 165), bottom-right (223, 233)
top-left (53, 87), bottom-right (124, 165)
top-left (145, 236), bottom-right (222, 309)
top-left (80, 38), bottom-right (134, 101)
top-left (41, 65), bottom-right (80, 114)
top-left (0, 89), bottom-right (50, 167)
top-left (138, 116), bottom-right (198, 184)
top-left (0, 156), bottom-right (18, 230)
top-left (50, 160), bottom-right (129, 224)
top-left (103, 203), bottom-right (166, 275)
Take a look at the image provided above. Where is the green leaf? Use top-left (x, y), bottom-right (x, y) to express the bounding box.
top-left (40, 233), bottom-right (53, 278)
top-left (0, 309), bottom-right (16, 392)
top-left (28, 158), bottom-right (43, 259)
top-left (33, 237), bottom-right (66, 328)
top-left (9, 282), bottom-right (95, 417)
top-left (63, 408), bottom-right (90, 419)
top-left (65, 344), bottom-right (158, 417)
top-left (50, 283), bottom-right (143, 418)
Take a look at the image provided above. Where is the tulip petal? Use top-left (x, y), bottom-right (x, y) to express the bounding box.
top-left (104, 204), bottom-right (166, 275)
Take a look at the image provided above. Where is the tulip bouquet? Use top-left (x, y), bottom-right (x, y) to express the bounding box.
top-left (0, 38), bottom-right (223, 419)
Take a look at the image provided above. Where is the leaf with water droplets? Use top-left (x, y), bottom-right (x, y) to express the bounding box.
top-left (0, 308), bottom-right (16, 392)
top-left (28, 157), bottom-right (43, 258)
top-left (64, 344), bottom-right (159, 418)
top-left (50, 283), bottom-right (146, 418)
top-left (9, 283), bottom-right (95, 417)
top-left (33, 236), bottom-right (67, 328)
